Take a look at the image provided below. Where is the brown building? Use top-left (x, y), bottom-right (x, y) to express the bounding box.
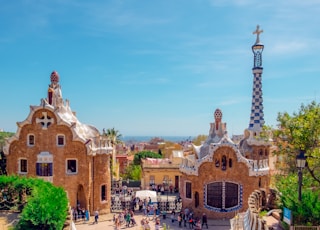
top-left (3, 71), bottom-right (113, 215)
top-left (141, 152), bottom-right (183, 192)
top-left (179, 27), bottom-right (271, 219)
top-left (180, 109), bottom-right (270, 219)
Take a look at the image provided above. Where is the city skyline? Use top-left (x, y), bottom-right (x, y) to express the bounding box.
top-left (1, 1), bottom-right (320, 136)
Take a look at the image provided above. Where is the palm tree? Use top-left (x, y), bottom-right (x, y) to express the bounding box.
top-left (103, 128), bottom-right (122, 180)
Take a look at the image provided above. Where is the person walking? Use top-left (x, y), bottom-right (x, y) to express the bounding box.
top-left (202, 213), bottom-right (208, 229)
top-left (94, 210), bottom-right (99, 224)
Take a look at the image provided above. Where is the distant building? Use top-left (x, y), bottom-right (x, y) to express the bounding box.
top-left (141, 152), bottom-right (183, 192)
top-left (3, 71), bottom-right (113, 215)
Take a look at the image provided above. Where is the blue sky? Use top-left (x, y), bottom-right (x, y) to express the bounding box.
top-left (1, 0), bottom-right (319, 137)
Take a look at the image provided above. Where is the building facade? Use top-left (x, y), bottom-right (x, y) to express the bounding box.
top-left (179, 26), bottom-right (271, 219)
top-left (3, 71), bottom-right (113, 215)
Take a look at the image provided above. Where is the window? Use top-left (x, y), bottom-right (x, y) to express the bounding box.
top-left (19, 159), bottom-right (27, 173)
top-left (186, 182), bottom-right (192, 199)
top-left (28, 134), bottom-right (35, 146)
top-left (36, 151), bottom-right (53, 178)
top-left (101, 185), bottom-right (106, 201)
top-left (221, 155), bottom-right (227, 171)
top-left (57, 135), bottom-right (65, 146)
top-left (66, 159), bottom-right (77, 174)
top-left (149, 176), bottom-right (155, 185)
top-left (229, 159), bottom-right (232, 168)
top-left (36, 163), bottom-right (53, 176)
top-left (206, 182), bottom-right (241, 212)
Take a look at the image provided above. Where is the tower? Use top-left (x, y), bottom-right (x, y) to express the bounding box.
top-left (248, 25), bottom-right (265, 133)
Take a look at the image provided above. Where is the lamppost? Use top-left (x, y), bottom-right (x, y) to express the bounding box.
top-left (123, 184), bottom-right (127, 209)
top-left (296, 150), bottom-right (307, 201)
top-left (163, 178), bottom-right (172, 211)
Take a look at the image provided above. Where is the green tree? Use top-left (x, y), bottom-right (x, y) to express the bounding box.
top-left (123, 164), bottom-right (141, 181)
top-left (275, 173), bottom-right (320, 225)
top-left (133, 151), bottom-right (162, 165)
top-left (102, 128), bottom-right (122, 179)
top-left (272, 101), bottom-right (320, 225)
top-left (273, 101), bottom-right (320, 183)
top-left (0, 175), bottom-right (68, 229)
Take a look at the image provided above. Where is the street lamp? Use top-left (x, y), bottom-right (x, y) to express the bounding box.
top-left (296, 150), bottom-right (307, 201)
top-left (123, 185), bottom-right (127, 210)
top-left (163, 178), bottom-right (172, 211)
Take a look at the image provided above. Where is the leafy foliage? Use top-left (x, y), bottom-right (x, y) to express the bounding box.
top-left (272, 101), bottom-right (320, 225)
top-left (133, 151), bottom-right (162, 165)
top-left (102, 128), bottom-right (122, 145)
top-left (123, 164), bottom-right (141, 181)
top-left (0, 131), bottom-right (14, 150)
top-left (273, 101), bottom-right (320, 184)
top-left (275, 173), bottom-right (320, 225)
top-left (0, 175), bottom-right (68, 230)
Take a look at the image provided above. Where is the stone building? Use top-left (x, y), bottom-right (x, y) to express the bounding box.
top-left (3, 71), bottom-right (113, 215)
top-left (140, 151), bottom-right (183, 192)
top-left (179, 26), bottom-right (271, 219)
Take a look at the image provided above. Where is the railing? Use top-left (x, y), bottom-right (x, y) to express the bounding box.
top-left (111, 196), bottom-right (182, 213)
top-left (291, 227), bottom-right (320, 230)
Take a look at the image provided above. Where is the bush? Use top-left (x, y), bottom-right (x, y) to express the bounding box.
top-left (0, 175), bottom-right (68, 230)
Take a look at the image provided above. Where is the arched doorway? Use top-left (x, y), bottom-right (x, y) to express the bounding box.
top-left (195, 191), bottom-right (199, 208)
top-left (77, 184), bottom-right (87, 210)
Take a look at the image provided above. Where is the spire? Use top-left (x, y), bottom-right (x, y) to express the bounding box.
top-left (248, 25), bottom-right (265, 132)
top-left (47, 71), bottom-right (63, 107)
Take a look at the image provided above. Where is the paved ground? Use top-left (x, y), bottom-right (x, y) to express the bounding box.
top-left (74, 212), bottom-right (231, 230)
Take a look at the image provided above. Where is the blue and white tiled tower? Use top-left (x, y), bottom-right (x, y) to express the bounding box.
top-left (248, 25), bottom-right (265, 133)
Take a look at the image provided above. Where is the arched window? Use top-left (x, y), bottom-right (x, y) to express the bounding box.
top-left (221, 155), bottom-right (227, 171)
top-left (57, 134), bottom-right (65, 146)
top-left (27, 134), bottom-right (35, 146)
top-left (101, 185), bottom-right (107, 201)
top-left (186, 182), bottom-right (192, 199)
top-left (205, 182), bottom-right (241, 212)
top-left (229, 159), bottom-right (232, 168)
top-left (195, 192), bottom-right (199, 208)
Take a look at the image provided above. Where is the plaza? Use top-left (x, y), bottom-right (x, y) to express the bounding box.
top-left (74, 211), bottom-right (231, 230)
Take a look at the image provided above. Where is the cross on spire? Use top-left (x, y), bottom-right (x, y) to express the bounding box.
top-left (253, 25), bottom-right (263, 44)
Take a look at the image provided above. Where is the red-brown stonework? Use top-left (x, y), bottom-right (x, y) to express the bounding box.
top-left (6, 108), bottom-right (111, 215)
top-left (180, 146), bottom-right (269, 219)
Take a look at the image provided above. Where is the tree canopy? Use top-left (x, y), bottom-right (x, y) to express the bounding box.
top-left (272, 101), bottom-right (320, 225)
top-left (273, 101), bottom-right (320, 184)
top-left (133, 150), bottom-right (162, 165)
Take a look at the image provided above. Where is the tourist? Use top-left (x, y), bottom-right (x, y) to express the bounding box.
top-left (195, 219), bottom-right (202, 230)
top-left (94, 210), bottom-right (99, 224)
top-left (171, 210), bottom-right (175, 223)
top-left (178, 212), bottom-right (183, 227)
top-left (115, 217), bottom-right (121, 230)
top-left (155, 218), bottom-right (161, 230)
top-left (202, 213), bottom-right (208, 229)
top-left (125, 212), bottom-right (131, 227)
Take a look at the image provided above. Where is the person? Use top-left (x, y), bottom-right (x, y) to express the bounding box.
top-left (202, 213), bottom-right (208, 229)
top-left (195, 219), bottom-right (202, 230)
top-left (171, 210), bottom-right (175, 223)
top-left (188, 214), bottom-right (194, 229)
top-left (155, 218), bottom-right (160, 230)
top-left (125, 212), bottom-right (131, 227)
top-left (178, 212), bottom-right (182, 227)
top-left (94, 210), bottom-right (99, 224)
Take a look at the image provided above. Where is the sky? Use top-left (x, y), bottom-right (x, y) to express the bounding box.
top-left (1, 0), bottom-right (320, 137)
